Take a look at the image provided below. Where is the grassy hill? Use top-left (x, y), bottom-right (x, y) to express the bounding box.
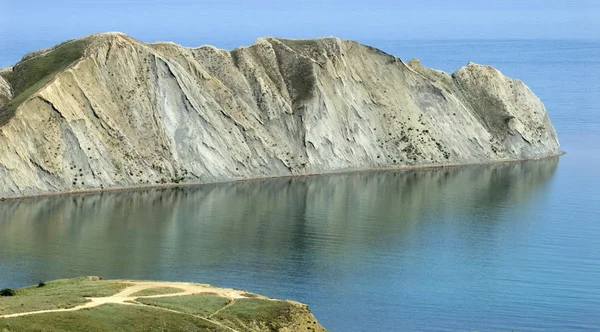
top-left (0, 39), bottom-right (88, 126)
top-left (0, 277), bottom-right (327, 332)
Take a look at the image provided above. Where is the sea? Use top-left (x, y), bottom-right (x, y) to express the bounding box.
top-left (0, 39), bottom-right (599, 331)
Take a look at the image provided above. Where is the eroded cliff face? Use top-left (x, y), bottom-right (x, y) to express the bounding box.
top-left (0, 33), bottom-right (560, 197)
top-left (0, 75), bottom-right (11, 109)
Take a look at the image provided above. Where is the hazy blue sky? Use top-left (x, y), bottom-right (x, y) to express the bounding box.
top-left (1, 0), bottom-right (599, 65)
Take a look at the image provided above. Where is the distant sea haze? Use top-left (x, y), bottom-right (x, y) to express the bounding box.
top-left (0, 39), bottom-right (599, 331)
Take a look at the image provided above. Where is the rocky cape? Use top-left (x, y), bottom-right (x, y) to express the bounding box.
top-left (0, 33), bottom-right (560, 198)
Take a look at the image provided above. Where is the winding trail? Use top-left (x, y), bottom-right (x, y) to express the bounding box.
top-left (0, 280), bottom-right (260, 331)
top-left (208, 299), bottom-right (237, 319)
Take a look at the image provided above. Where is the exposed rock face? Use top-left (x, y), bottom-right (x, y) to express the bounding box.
top-left (0, 75), bottom-right (11, 109)
top-left (0, 33), bottom-right (560, 197)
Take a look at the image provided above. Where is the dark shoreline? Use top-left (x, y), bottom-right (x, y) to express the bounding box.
top-left (0, 152), bottom-right (564, 202)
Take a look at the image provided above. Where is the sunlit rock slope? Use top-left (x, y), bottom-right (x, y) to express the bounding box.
top-left (0, 33), bottom-right (560, 197)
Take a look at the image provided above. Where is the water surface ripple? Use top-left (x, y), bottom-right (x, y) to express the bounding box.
top-left (2, 156), bottom-right (599, 331)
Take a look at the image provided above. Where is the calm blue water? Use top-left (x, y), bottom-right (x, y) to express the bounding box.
top-left (1, 40), bottom-right (599, 331)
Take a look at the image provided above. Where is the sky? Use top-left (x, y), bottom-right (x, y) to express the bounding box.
top-left (1, 0), bottom-right (599, 66)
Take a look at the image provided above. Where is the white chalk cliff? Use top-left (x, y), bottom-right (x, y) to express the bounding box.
top-left (0, 33), bottom-right (560, 197)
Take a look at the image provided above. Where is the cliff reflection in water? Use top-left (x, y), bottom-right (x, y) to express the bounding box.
top-left (0, 157), bottom-right (558, 288)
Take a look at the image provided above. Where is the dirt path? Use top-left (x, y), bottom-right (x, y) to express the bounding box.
top-left (0, 280), bottom-right (257, 331)
top-left (208, 299), bottom-right (237, 319)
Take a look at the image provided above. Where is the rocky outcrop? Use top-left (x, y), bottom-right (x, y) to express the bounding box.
top-left (0, 74), bottom-right (11, 109)
top-left (0, 33), bottom-right (560, 198)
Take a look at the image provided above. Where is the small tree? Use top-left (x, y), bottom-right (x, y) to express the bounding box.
top-left (0, 288), bottom-right (16, 296)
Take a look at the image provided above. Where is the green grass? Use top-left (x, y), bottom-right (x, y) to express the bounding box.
top-left (0, 278), bottom-right (325, 331)
top-left (129, 287), bottom-right (184, 297)
top-left (137, 294), bottom-right (231, 317)
top-left (0, 38), bottom-right (88, 126)
top-left (0, 304), bottom-right (230, 332)
top-left (139, 296), bottom-right (300, 331)
top-left (0, 277), bottom-right (128, 315)
top-left (212, 298), bottom-right (295, 331)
